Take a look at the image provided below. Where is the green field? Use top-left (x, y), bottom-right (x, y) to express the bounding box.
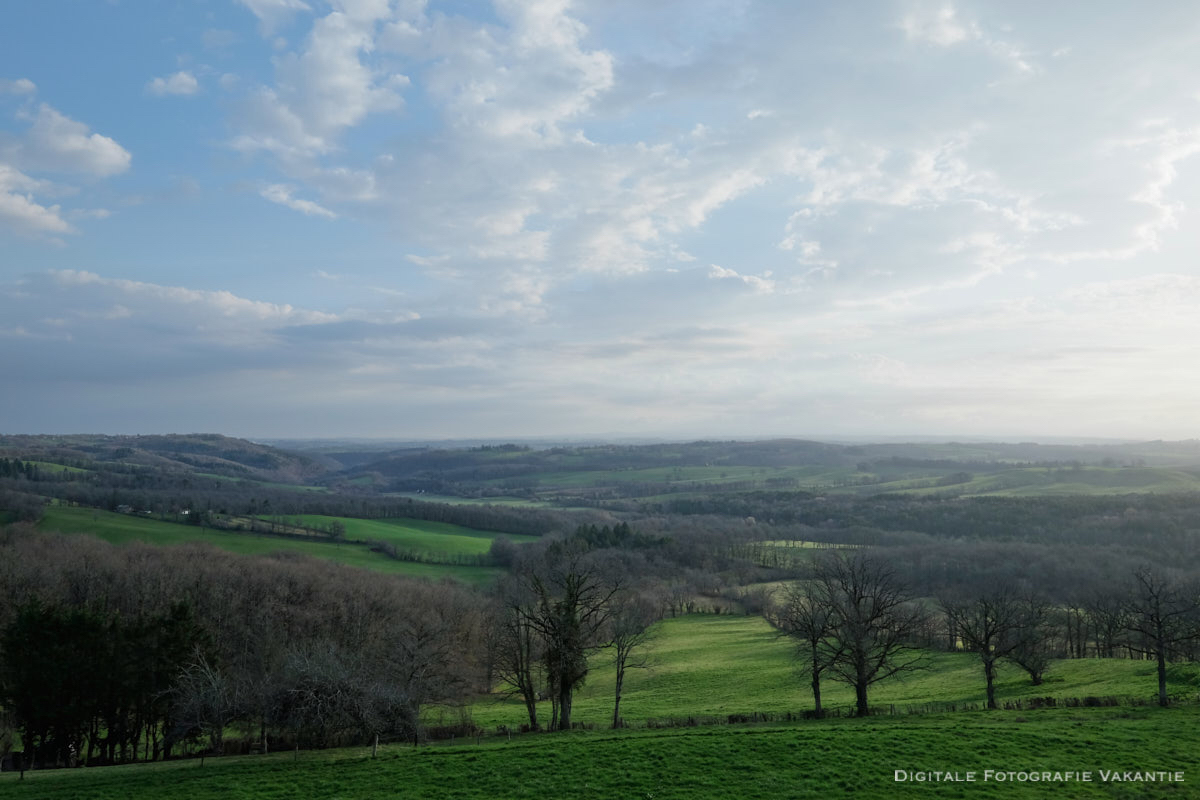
top-left (466, 461), bottom-right (1200, 501)
top-left (827, 466), bottom-right (1200, 497)
top-left (3, 707), bottom-right (1197, 799)
top-left (470, 615), bottom-right (1193, 730)
top-left (24, 460), bottom-right (91, 474)
top-left (264, 514), bottom-right (540, 556)
top-left (36, 507), bottom-right (502, 586)
top-left (195, 473), bottom-right (329, 492)
top-left (484, 464), bottom-right (859, 490)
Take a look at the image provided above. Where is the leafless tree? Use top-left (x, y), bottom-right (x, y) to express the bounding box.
top-left (514, 543), bottom-right (620, 731)
top-left (1005, 594), bottom-right (1055, 686)
top-left (810, 552), bottom-right (928, 717)
top-left (172, 650), bottom-right (244, 755)
top-left (940, 589), bottom-right (1025, 709)
top-left (1084, 589), bottom-right (1130, 659)
top-left (1124, 567), bottom-right (1200, 706)
top-left (490, 580), bottom-right (546, 731)
top-left (771, 581), bottom-right (837, 718)
top-left (606, 592), bottom-right (658, 728)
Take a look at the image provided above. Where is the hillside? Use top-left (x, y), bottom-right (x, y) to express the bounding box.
top-left (0, 433), bottom-right (331, 484)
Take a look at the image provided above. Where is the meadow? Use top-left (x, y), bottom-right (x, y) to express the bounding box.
top-left (36, 506), bottom-right (503, 586)
top-left (467, 614), bottom-right (1193, 730)
top-left (262, 513), bottom-right (540, 555)
top-left (3, 707), bottom-right (1196, 799)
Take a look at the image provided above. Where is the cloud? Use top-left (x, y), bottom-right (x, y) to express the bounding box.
top-left (147, 71), bottom-right (199, 96)
top-left (15, 103), bottom-right (131, 176)
top-left (202, 28), bottom-right (239, 50)
top-left (260, 183), bottom-right (337, 217)
top-left (0, 78), bottom-right (36, 95)
top-left (708, 263), bottom-right (775, 293)
top-left (0, 164), bottom-right (74, 236)
top-left (899, 2), bottom-right (1033, 73)
top-left (237, 0), bottom-right (312, 33)
top-left (232, 4), bottom-right (404, 158)
top-left (899, 3), bottom-right (973, 46)
top-left (48, 269), bottom-right (338, 326)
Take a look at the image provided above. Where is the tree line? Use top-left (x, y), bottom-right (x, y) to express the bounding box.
top-left (768, 551), bottom-right (1200, 716)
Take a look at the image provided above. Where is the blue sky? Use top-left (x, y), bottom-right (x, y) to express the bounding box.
top-left (2, 1), bottom-right (1200, 440)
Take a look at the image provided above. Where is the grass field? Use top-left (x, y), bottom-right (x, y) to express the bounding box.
top-left (825, 466), bottom-right (1200, 497)
top-left (470, 614), bottom-right (1195, 730)
top-left (3, 707), bottom-right (1197, 799)
top-left (24, 460), bottom-right (91, 474)
top-left (263, 514), bottom-right (540, 556)
top-left (465, 461), bottom-right (1200, 501)
top-left (36, 507), bottom-right (502, 586)
top-left (195, 473), bottom-right (329, 492)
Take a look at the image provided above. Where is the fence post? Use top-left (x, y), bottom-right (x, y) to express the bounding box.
top-left (372, 735), bottom-right (378, 759)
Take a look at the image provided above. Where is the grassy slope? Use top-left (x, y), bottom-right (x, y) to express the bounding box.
top-left (195, 473), bottom-right (329, 492)
top-left (470, 615), bottom-right (1190, 730)
top-left (851, 466), bottom-right (1200, 497)
top-left (36, 507), bottom-right (501, 586)
top-left (465, 462), bottom-right (1200, 500)
top-left (3, 708), bottom-right (1197, 799)
top-left (24, 460), bottom-right (91, 474)
top-left (269, 514), bottom-right (540, 556)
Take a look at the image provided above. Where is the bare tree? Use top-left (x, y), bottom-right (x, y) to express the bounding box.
top-left (810, 552), bottom-right (927, 717)
top-left (940, 589), bottom-right (1024, 709)
top-left (385, 583), bottom-right (483, 744)
top-left (771, 581), bottom-right (837, 718)
top-left (1124, 567), bottom-right (1200, 706)
top-left (1004, 594), bottom-right (1055, 687)
top-left (172, 650), bottom-right (244, 755)
top-left (1084, 589), bottom-right (1130, 659)
top-left (514, 543), bottom-right (619, 731)
top-left (606, 592), bottom-right (658, 728)
top-left (488, 594), bottom-right (545, 731)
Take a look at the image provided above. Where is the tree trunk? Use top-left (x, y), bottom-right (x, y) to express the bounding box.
top-left (810, 641), bottom-right (823, 718)
top-left (612, 666), bottom-right (624, 729)
top-left (855, 680), bottom-right (869, 717)
top-left (1157, 640), bottom-right (1169, 707)
top-left (524, 691), bottom-right (539, 731)
top-left (558, 684), bottom-right (573, 731)
top-left (984, 657), bottom-right (997, 710)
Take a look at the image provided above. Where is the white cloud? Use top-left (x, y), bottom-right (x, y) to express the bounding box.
top-left (49, 269), bottom-right (338, 326)
top-left (238, 0), bottom-right (312, 33)
top-left (232, 6), bottom-right (404, 158)
top-left (900, 4), bottom-right (973, 46)
top-left (147, 71), bottom-right (199, 96)
top-left (0, 164), bottom-right (73, 236)
top-left (261, 183), bottom-right (337, 217)
top-left (708, 263), bottom-right (775, 293)
top-left (17, 103), bottom-right (131, 177)
top-left (0, 78), bottom-right (36, 95)
top-left (405, 0), bottom-right (614, 144)
top-left (899, 2), bottom-right (1033, 73)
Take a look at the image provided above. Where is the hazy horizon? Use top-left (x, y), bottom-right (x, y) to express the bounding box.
top-left (3, 3), bottom-right (1199, 440)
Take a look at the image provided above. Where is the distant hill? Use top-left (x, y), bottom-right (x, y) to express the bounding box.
top-left (0, 433), bottom-right (332, 483)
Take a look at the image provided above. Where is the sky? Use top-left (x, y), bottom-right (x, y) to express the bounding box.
top-left (2, 1), bottom-right (1200, 441)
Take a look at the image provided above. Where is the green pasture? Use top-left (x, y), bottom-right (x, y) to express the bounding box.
top-left (195, 473), bottom-right (328, 492)
top-left (471, 614), bottom-right (1192, 730)
top-left (24, 460), bottom-right (91, 474)
top-left (3, 707), bottom-right (1197, 799)
top-left (829, 466), bottom-right (1200, 498)
top-left (485, 464), bottom-right (861, 490)
top-left (267, 514), bottom-right (540, 555)
top-left (388, 492), bottom-right (558, 508)
top-left (35, 506), bottom-right (501, 586)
